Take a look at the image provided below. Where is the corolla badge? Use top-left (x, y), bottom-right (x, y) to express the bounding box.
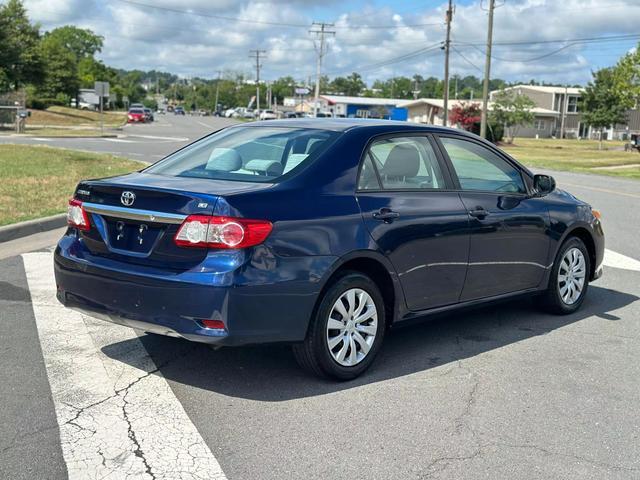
top-left (121, 191), bottom-right (136, 206)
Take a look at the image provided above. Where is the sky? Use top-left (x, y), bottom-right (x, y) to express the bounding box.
top-left (20, 0), bottom-right (640, 86)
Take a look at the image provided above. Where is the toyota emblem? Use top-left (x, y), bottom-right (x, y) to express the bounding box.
top-left (121, 191), bottom-right (136, 206)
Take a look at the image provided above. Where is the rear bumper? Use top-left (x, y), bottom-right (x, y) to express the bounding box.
top-left (54, 233), bottom-right (336, 346)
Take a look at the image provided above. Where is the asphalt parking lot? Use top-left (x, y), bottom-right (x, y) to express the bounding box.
top-left (1, 117), bottom-right (639, 479)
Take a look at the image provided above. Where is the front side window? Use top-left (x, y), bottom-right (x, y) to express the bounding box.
top-left (144, 127), bottom-right (339, 182)
top-left (440, 137), bottom-right (526, 194)
top-left (361, 136), bottom-right (446, 190)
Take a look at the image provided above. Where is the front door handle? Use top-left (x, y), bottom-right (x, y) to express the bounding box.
top-left (468, 207), bottom-right (489, 219)
top-left (373, 208), bottom-right (400, 222)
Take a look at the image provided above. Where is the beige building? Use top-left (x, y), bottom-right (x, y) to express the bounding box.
top-left (401, 97), bottom-right (558, 137)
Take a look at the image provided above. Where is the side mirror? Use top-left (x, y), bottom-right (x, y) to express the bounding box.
top-left (533, 174), bottom-right (556, 196)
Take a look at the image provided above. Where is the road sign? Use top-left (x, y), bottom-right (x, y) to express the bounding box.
top-left (94, 81), bottom-right (110, 97)
top-left (295, 87), bottom-right (310, 95)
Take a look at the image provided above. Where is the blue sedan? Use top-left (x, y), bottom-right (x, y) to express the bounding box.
top-left (55, 119), bottom-right (604, 379)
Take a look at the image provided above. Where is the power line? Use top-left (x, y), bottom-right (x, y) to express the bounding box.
top-left (325, 42), bottom-right (443, 76)
top-left (112, 0), bottom-right (443, 30)
top-left (454, 33), bottom-right (640, 47)
top-left (451, 46), bottom-right (482, 72)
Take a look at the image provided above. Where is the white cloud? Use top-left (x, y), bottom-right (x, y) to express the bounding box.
top-left (21, 0), bottom-right (640, 84)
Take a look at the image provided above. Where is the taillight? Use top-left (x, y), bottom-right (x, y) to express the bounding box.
top-left (67, 199), bottom-right (90, 231)
top-left (174, 215), bottom-right (272, 249)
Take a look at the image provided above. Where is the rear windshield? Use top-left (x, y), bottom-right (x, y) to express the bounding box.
top-left (144, 126), bottom-right (339, 182)
top-left (129, 109), bottom-right (144, 114)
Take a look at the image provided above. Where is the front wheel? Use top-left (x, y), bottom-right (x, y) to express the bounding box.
top-left (293, 272), bottom-right (386, 380)
top-left (541, 237), bottom-right (591, 314)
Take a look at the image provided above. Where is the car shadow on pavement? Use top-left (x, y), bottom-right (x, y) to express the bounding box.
top-left (102, 285), bottom-right (638, 401)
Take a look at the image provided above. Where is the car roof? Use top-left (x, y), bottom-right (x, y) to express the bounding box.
top-left (239, 118), bottom-right (473, 136)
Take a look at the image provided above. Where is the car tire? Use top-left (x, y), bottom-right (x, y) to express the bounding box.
top-left (292, 271), bottom-right (386, 380)
top-left (541, 236), bottom-right (591, 315)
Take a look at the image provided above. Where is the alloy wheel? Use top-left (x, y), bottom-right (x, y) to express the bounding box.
top-left (326, 288), bottom-right (378, 367)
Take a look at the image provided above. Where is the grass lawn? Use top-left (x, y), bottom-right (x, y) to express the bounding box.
top-left (502, 138), bottom-right (640, 179)
top-left (0, 145), bottom-right (142, 226)
top-left (27, 106), bottom-right (127, 128)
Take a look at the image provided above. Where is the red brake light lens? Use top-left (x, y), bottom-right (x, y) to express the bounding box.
top-left (174, 215), bottom-right (272, 249)
top-left (67, 199), bottom-right (90, 231)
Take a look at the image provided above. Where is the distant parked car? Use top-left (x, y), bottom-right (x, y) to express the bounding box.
top-left (198, 109), bottom-right (209, 116)
top-left (143, 108), bottom-right (154, 122)
top-left (127, 108), bottom-right (146, 123)
top-left (259, 110), bottom-right (278, 120)
top-left (224, 108), bottom-right (238, 118)
top-left (174, 106), bottom-right (185, 115)
top-left (242, 109), bottom-right (256, 119)
top-left (285, 112), bottom-right (300, 119)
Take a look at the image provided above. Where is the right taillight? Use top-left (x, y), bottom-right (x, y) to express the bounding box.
top-left (67, 199), bottom-right (90, 231)
top-left (174, 215), bottom-right (272, 249)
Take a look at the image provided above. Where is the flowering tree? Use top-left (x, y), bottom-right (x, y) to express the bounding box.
top-left (449, 102), bottom-right (481, 131)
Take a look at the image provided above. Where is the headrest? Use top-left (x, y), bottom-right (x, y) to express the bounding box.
top-left (206, 148), bottom-right (242, 171)
top-left (381, 144), bottom-right (420, 177)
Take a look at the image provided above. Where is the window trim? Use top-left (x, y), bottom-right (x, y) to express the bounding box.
top-left (433, 133), bottom-right (532, 197)
top-left (355, 132), bottom-right (456, 193)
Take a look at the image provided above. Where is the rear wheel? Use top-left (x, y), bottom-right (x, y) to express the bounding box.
top-left (541, 237), bottom-right (590, 314)
top-left (293, 272), bottom-right (386, 380)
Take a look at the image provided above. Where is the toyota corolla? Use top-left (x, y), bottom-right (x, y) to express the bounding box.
top-left (55, 120), bottom-right (604, 379)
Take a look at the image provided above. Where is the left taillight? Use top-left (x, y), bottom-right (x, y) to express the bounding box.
top-left (67, 199), bottom-right (90, 231)
top-left (174, 215), bottom-right (272, 249)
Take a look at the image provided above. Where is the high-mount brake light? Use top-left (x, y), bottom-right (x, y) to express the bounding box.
top-left (174, 215), bottom-right (272, 249)
top-left (67, 199), bottom-right (90, 231)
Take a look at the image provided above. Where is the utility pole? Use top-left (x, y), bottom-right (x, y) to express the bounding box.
top-left (214, 70), bottom-right (222, 114)
top-left (310, 22), bottom-right (335, 116)
top-left (249, 49), bottom-right (266, 117)
top-left (480, 0), bottom-right (497, 138)
top-left (442, 0), bottom-right (453, 126)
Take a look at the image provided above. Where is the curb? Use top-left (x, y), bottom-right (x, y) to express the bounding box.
top-left (8, 134), bottom-right (119, 139)
top-left (0, 213), bottom-right (67, 243)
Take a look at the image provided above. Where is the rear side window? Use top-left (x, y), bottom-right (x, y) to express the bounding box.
top-left (440, 137), bottom-right (526, 193)
top-left (144, 127), bottom-right (339, 182)
top-left (360, 136), bottom-right (446, 190)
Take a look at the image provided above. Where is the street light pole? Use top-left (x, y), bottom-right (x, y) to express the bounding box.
top-left (249, 50), bottom-right (266, 118)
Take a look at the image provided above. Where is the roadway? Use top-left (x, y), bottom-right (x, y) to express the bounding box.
top-left (1, 117), bottom-right (639, 479)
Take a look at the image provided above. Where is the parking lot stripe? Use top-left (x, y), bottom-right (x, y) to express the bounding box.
top-left (603, 248), bottom-right (640, 272)
top-left (23, 252), bottom-right (227, 480)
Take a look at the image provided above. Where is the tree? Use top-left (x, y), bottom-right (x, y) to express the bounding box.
top-left (582, 67), bottom-right (628, 150)
top-left (490, 91), bottom-right (536, 143)
top-left (37, 34), bottom-right (79, 102)
top-left (0, 0), bottom-right (43, 91)
top-left (43, 26), bottom-right (103, 59)
top-left (330, 73), bottom-right (365, 96)
top-left (449, 102), bottom-right (481, 131)
top-left (612, 42), bottom-right (639, 110)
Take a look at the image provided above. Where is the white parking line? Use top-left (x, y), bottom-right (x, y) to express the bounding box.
top-left (603, 248), bottom-right (640, 272)
top-left (23, 252), bottom-right (227, 480)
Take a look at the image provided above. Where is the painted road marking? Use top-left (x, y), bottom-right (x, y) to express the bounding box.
top-left (23, 252), bottom-right (227, 480)
top-left (103, 138), bottom-right (136, 143)
top-left (603, 248), bottom-right (640, 272)
top-left (125, 134), bottom-right (189, 142)
top-left (560, 182), bottom-right (640, 200)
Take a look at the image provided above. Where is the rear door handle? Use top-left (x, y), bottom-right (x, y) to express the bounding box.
top-left (373, 208), bottom-right (400, 222)
top-left (468, 207), bottom-right (489, 219)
